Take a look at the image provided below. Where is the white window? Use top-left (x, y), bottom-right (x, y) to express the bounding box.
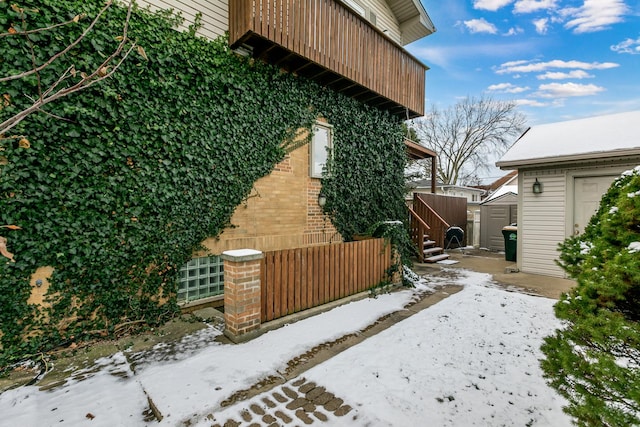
top-left (310, 122), bottom-right (333, 178)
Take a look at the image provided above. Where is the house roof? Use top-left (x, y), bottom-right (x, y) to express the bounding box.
top-left (480, 191), bottom-right (517, 206)
top-left (484, 185), bottom-right (517, 203)
top-left (488, 171), bottom-right (517, 191)
top-left (409, 180), bottom-right (485, 194)
top-left (496, 110), bottom-right (640, 169)
top-left (387, 0), bottom-right (436, 45)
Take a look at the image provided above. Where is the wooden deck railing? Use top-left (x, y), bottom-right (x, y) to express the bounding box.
top-left (413, 194), bottom-right (450, 251)
top-left (229, 0), bottom-right (427, 117)
top-left (260, 238), bottom-right (391, 322)
top-left (409, 206), bottom-right (431, 262)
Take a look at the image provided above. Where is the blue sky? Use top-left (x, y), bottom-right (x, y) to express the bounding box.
top-left (406, 0), bottom-right (640, 126)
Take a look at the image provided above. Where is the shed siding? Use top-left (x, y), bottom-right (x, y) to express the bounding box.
top-left (518, 160), bottom-right (640, 278)
top-left (519, 170), bottom-right (566, 277)
top-left (138, 0), bottom-right (228, 41)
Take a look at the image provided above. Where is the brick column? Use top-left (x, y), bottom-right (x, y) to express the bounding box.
top-left (221, 249), bottom-right (264, 343)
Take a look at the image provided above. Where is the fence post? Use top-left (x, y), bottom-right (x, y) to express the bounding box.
top-left (221, 249), bottom-right (264, 343)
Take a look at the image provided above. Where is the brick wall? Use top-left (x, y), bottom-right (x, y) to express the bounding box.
top-left (201, 132), bottom-right (341, 255)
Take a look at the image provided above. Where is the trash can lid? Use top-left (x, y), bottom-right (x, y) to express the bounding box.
top-left (502, 225), bottom-right (517, 231)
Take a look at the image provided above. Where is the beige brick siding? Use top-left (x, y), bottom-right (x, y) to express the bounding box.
top-left (201, 136), bottom-right (342, 254)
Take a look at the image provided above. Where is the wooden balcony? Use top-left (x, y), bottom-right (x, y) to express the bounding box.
top-left (229, 0), bottom-right (427, 118)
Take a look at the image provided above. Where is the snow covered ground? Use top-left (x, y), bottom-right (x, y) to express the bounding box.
top-left (0, 269), bottom-right (572, 426)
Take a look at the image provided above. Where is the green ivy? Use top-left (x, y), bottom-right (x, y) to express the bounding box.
top-left (541, 169), bottom-right (640, 425)
top-left (0, 0), bottom-right (412, 367)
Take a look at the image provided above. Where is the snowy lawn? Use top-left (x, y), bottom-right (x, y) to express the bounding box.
top-left (0, 270), bottom-right (572, 426)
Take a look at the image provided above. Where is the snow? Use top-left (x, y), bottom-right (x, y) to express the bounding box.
top-left (0, 270), bottom-right (572, 427)
top-left (222, 249), bottom-right (263, 258)
top-left (497, 110), bottom-right (640, 167)
top-left (485, 184), bottom-right (518, 202)
top-left (628, 242), bottom-right (640, 253)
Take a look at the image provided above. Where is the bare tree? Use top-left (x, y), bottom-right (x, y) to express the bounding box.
top-left (409, 96), bottom-right (526, 185)
top-left (0, 0), bottom-right (140, 136)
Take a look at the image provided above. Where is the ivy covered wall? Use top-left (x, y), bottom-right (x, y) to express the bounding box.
top-left (0, 0), bottom-right (410, 366)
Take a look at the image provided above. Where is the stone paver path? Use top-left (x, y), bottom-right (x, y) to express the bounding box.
top-left (209, 378), bottom-right (354, 426)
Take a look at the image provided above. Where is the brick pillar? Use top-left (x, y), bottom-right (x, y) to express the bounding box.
top-left (221, 249), bottom-right (264, 343)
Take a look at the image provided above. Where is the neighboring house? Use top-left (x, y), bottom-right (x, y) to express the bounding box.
top-left (475, 170), bottom-right (518, 201)
top-left (134, 0), bottom-right (437, 304)
top-left (479, 173), bottom-right (518, 251)
top-left (496, 110), bottom-right (640, 277)
top-left (407, 180), bottom-right (486, 206)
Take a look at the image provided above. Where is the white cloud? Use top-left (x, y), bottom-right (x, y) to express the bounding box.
top-left (504, 26), bottom-right (524, 36)
top-left (495, 59), bottom-right (619, 74)
top-left (514, 99), bottom-right (549, 107)
top-left (473, 0), bottom-right (513, 11)
top-left (537, 70), bottom-right (594, 79)
top-left (487, 83), bottom-right (530, 93)
top-left (611, 37), bottom-right (640, 54)
top-left (514, 0), bottom-right (558, 14)
top-left (463, 18), bottom-right (499, 34)
top-left (536, 82), bottom-right (605, 97)
top-left (532, 18), bottom-right (549, 34)
top-left (561, 0), bottom-right (629, 33)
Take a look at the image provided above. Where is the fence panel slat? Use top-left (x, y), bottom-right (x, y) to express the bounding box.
top-left (294, 248), bottom-right (302, 312)
top-left (260, 238), bottom-right (392, 322)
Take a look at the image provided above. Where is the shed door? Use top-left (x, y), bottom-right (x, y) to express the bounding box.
top-left (481, 205), bottom-right (516, 251)
top-left (573, 176), bottom-right (617, 235)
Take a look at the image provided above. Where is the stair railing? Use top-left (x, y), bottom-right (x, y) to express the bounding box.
top-left (408, 206), bottom-right (431, 262)
top-left (414, 194), bottom-right (450, 250)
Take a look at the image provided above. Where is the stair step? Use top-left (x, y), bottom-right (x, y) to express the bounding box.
top-left (423, 239), bottom-right (436, 247)
top-left (425, 253), bottom-right (450, 263)
top-left (423, 246), bottom-right (443, 255)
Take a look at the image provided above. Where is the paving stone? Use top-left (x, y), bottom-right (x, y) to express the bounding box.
top-left (272, 392), bottom-right (288, 403)
top-left (286, 397), bottom-right (309, 410)
top-left (292, 378), bottom-right (306, 387)
top-left (323, 397), bottom-right (344, 411)
top-left (313, 392), bottom-right (334, 406)
top-left (262, 414), bottom-right (277, 424)
top-left (305, 386), bottom-right (326, 400)
top-left (250, 404), bottom-right (265, 416)
top-left (262, 397), bottom-right (277, 408)
top-left (248, 424), bottom-right (261, 427)
top-left (223, 420), bottom-right (240, 427)
top-left (282, 386), bottom-right (298, 399)
top-left (313, 411), bottom-right (329, 422)
top-left (274, 410), bottom-right (293, 423)
top-left (240, 410), bottom-right (252, 422)
top-left (295, 409), bottom-right (314, 425)
top-left (267, 423), bottom-right (279, 427)
top-left (334, 405), bottom-right (353, 417)
top-left (302, 402), bottom-right (316, 412)
top-left (298, 382), bottom-right (316, 394)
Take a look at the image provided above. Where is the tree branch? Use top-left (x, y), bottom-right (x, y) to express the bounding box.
top-left (0, 1), bottom-right (117, 84)
top-left (0, 1), bottom-right (135, 136)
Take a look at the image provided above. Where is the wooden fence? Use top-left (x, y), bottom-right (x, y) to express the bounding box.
top-left (260, 238), bottom-right (392, 322)
top-left (415, 193), bottom-right (468, 245)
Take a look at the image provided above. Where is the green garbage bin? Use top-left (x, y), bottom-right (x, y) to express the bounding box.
top-left (502, 225), bottom-right (517, 262)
